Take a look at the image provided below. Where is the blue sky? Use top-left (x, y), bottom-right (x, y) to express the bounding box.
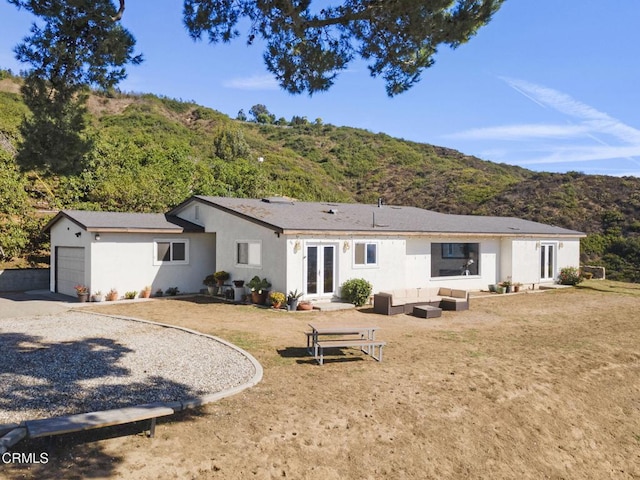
top-left (1, 1), bottom-right (639, 177)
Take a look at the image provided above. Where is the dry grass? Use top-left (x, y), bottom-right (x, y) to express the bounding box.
top-left (5, 281), bottom-right (640, 479)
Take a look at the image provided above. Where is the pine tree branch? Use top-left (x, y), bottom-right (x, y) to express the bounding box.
top-left (111, 0), bottom-right (125, 21)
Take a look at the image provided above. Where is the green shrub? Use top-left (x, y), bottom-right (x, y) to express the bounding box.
top-left (341, 278), bottom-right (373, 307)
top-left (558, 267), bottom-right (583, 286)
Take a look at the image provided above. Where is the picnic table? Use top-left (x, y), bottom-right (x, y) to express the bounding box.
top-left (306, 322), bottom-right (386, 365)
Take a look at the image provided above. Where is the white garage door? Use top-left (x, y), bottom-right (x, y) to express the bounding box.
top-left (56, 247), bottom-right (85, 297)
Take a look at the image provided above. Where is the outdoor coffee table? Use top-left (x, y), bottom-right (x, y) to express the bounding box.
top-left (412, 305), bottom-right (442, 318)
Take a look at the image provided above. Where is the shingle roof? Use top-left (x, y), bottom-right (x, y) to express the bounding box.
top-left (44, 210), bottom-right (204, 233)
top-left (189, 196), bottom-right (584, 237)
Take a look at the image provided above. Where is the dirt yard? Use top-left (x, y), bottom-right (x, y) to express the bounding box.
top-left (5, 282), bottom-right (640, 479)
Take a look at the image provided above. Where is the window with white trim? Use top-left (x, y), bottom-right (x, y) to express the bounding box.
top-left (354, 242), bottom-right (377, 266)
top-left (154, 239), bottom-right (189, 265)
top-left (236, 240), bottom-right (261, 267)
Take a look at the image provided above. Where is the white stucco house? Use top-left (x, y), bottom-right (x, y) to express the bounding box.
top-left (45, 196), bottom-right (585, 300)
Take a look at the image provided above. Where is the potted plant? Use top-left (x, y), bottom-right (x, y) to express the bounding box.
top-left (247, 276), bottom-right (271, 305)
top-left (155, 288), bottom-right (164, 297)
top-left (125, 291), bottom-right (138, 300)
top-left (140, 285), bottom-right (152, 298)
top-left (74, 285), bottom-right (89, 302)
top-left (232, 280), bottom-right (245, 302)
top-left (91, 291), bottom-right (103, 302)
top-left (203, 274), bottom-right (217, 294)
top-left (213, 271), bottom-right (230, 286)
top-left (165, 287), bottom-right (179, 296)
top-left (297, 300), bottom-right (313, 311)
top-left (500, 278), bottom-right (513, 294)
top-left (269, 291), bottom-right (286, 309)
top-left (513, 282), bottom-right (522, 293)
top-left (287, 289), bottom-right (303, 311)
top-left (106, 288), bottom-right (118, 301)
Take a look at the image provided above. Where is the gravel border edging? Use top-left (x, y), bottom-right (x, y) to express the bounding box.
top-left (0, 310), bottom-right (263, 445)
top-left (66, 309), bottom-right (265, 413)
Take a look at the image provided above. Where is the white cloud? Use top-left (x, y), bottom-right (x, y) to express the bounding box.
top-left (517, 145), bottom-right (640, 165)
top-left (447, 123), bottom-right (590, 141)
top-left (445, 78), bottom-right (640, 174)
top-left (223, 74), bottom-right (279, 90)
top-left (502, 77), bottom-right (640, 145)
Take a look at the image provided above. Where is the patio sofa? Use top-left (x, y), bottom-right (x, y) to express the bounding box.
top-left (373, 287), bottom-right (469, 315)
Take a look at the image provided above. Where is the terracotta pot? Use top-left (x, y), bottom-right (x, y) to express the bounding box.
top-left (251, 291), bottom-right (267, 305)
top-left (141, 289), bottom-right (151, 298)
top-left (297, 302), bottom-right (313, 311)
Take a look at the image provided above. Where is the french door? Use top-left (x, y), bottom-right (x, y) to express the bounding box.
top-left (305, 244), bottom-right (336, 297)
top-left (540, 243), bottom-right (556, 281)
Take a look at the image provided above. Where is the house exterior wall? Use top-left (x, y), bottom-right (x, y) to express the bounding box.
top-left (176, 200), bottom-right (583, 300)
top-left (186, 204), bottom-right (288, 294)
top-left (283, 235), bottom-right (503, 298)
top-left (50, 217), bottom-right (215, 297)
top-left (509, 238), bottom-right (581, 287)
top-left (89, 232), bottom-right (215, 298)
top-left (49, 217), bottom-right (93, 292)
top-left (284, 235), bottom-right (410, 299)
top-left (509, 239), bottom-right (539, 286)
top-left (558, 239), bottom-right (581, 271)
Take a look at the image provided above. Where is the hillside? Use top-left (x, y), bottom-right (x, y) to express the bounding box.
top-left (1, 71), bottom-right (639, 280)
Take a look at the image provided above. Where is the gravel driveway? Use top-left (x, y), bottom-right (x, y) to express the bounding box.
top-left (0, 311), bottom-right (261, 425)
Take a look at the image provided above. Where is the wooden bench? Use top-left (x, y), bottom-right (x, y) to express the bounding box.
top-left (24, 404), bottom-right (175, 439)
top-left (315, 339), bottom-right (386, 365)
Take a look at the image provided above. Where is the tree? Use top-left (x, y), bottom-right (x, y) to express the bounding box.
top-left (16, 75), bottom-right (94, 174)
top-left (248, 104), bottom-right (275, 124)
top-left (10, 0), bottom-right (141, 91)
top-left (213, 127), bottom-right (250, 161)
top-left (184, 0), bottom-right (505, 96)
top-left (291, 115), bottom-right (309, 126)
top-left (9, 1), bottom-right (504, 98)
top-left (8, 0), bottom-right (142, 173)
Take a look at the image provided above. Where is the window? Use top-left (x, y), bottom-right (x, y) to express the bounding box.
top-left (154, 239), bottom-right (188, 265)
top-left (236, 241), bottom-right (261, 267)
top-left (441, 243), bottom-right (467, 259)
top-left (431, 243), bottom-right (479, 277)
top-left (354, 242), bottom-right (377, 266)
